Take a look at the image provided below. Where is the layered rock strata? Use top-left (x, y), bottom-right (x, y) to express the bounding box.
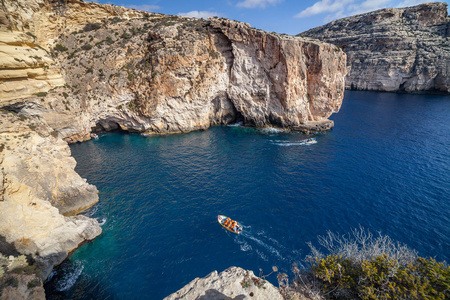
top-left (164, 267), bottom-right (283, 300)
top-left (301, 2), bottom-right (450, 94)
top-left (37, 14), bottom-right (346, 139)
top-left (0, 31), bottom-right (64, 102)
top-left (0, 0), bottom-right (346, 289)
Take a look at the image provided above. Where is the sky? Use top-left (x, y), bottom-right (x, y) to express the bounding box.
top-left (87, 0), bottom-right (449, 35)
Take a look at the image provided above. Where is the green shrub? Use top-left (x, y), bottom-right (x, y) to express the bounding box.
top-left (299, 228), bottom-right (450, 300)
top-left (121, 32), bottom-right (130, 39)
top-left (311, 254), bottom-right (449, 299)
top-left (5, 276), bottom-right (18, 288)
top-left (34, 92), bottom-right (47, 97)
top-left (105, 37), bottom-right (114, 45)
top-left (54, 44), bottom-right (67, 52)
top-left (110, 16), bottom-right (122, 24)
top-left (83, 23), bottom-right (101, 32)
top-left (81, 44), bottom-right (92, 51)
top-left (27, 278), bottom-right (41, 289)
top-left (63, 92), bottom-right (69, 99)
top-left (26, 32), bottom-right (36, 39)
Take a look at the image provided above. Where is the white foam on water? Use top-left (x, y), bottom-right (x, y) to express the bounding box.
top-left (82, 205), bottom-right (98, 217)
top-left (98, 218), bottom-right (107, 226)
top-left (259, 127), bottom-right (286, 134)
top-left (227, 121), bottom-right (243, 127)
top-left (240, 242), bottom-right (252, 252)
top-left (45, 270), bottom-right (56, 283)
top-left (270, 139), bottom-right (317, 147)
top-left (55, 262), bottom-right (84, 292)
top-left (256, 249), bottom-right (268, 261)
top-left (244, 233), bottom-right (284, 260)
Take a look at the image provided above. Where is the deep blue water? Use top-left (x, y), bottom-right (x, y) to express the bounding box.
top-left (45, 91), bottom-right (450, 299)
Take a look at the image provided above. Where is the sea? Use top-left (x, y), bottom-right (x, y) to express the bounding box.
top-left (45, 91), bottom-right (450, 299)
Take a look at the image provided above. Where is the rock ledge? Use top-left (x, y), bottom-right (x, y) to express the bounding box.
top-left (164, 267), bottom-right (283, 300)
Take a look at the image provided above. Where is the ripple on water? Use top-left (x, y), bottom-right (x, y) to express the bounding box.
top-left (46, 91), bottom-right (450, 299)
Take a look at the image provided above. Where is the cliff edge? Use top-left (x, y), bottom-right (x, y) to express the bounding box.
top-left (301, 2), bottom-right (450, 94)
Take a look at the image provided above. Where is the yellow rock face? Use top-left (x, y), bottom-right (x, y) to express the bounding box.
top-left (0, 31), bottom-right (64, 103)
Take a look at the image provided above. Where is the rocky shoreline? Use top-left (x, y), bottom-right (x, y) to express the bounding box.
top-left (1, 0), bottom-right (448, 298)
top-left (0, 0), bottom-right (346, 297)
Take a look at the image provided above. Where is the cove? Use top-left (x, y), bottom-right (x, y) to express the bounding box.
top-left (45, 91), bottom-right (450, 299)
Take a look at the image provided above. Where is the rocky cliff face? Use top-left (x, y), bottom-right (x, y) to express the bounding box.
top-left (164, 267), bottom-right (283, 300)
top-left (36, 13), bottom-right (346, 140)
top-left (301, 2), bottom-right (450, 94)
top-left (0, 0), bottom-right (346, 289)
top-left (0, 111), bottom-right (101, 279)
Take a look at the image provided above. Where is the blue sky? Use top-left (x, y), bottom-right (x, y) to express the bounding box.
top-left (88, 0), bottom-right (449, 35)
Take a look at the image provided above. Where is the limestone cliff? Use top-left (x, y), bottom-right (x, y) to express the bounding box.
top-left (164, 267), bottom-right (283, 300)
top-left (301, 2), bottom-right (450, 94)
top-left (0, 0), bottom-right (346, 289)
top-left (0, 111), bottom-right (101, 279)
top-left (35, 14), bottom-right (346, 139)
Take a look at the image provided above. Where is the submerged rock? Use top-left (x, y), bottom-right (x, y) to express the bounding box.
top-left (301, 2), bottom-right (450, 94)
top-left (164, 267), bottom-right (283, 300)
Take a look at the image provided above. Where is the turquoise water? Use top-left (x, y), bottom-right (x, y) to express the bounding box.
top-left (45, 91), bottom-right (450, 299)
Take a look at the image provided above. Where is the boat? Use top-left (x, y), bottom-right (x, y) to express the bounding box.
top-left (304, 138), bottom-right (316, 144)
top-left (90, 132), bottom-right (99, 140)
top-left (217, 215), bottom-right (243, 234)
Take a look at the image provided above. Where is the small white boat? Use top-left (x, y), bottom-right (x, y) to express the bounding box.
top-left (304, 138), bottom-right (316, 144)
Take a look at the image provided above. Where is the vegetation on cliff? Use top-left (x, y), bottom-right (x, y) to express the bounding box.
top-left (0, 254), bottom-right (45, 299)
top-left (278, 228), bottom-right (449, 300)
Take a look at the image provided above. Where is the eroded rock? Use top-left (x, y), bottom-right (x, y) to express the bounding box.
top-left (164, 267), bottom-right (283, 300)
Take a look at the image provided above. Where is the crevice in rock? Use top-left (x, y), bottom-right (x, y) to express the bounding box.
top-left (0, 235), bottom-right (20, 257)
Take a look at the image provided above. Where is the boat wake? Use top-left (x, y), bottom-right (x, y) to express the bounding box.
top-left (234, 227), bottom-right (295, 263)
top-left (270, 138), bottom-right (317, 147)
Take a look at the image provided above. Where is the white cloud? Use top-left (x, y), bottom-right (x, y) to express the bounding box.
top-left (295, 0), bottom-right (355, 18)
top-left (348, 0), bottom-right (392, 15)
top-left (125, 4), bottom-right (160, 12)
top-left (295, 0), bottom-right (442, 23)
top-left (396, 0), bottom-right (430, 8)
top-left (236, 0), bottom-right (283, 9)
top-left (177, 11), bottom-right (223, 19)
